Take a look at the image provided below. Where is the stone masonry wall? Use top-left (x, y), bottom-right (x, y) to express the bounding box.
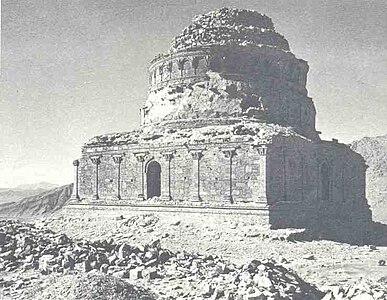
top-left (78, 138), bottom-right (368, 208)
top-left (266, 136), bottom-right (371, 227)
top-left (149, 46), bottom-right (308, 93)
top-left (78, 142), bottom-right (268, 203)
top-left (144, 47), bottom-right (318, 141)
top-left (76, 135), bottom-right (371, 228)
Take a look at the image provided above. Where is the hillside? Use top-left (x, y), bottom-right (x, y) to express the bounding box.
top-left (351, 133), bottom-right (387, 223)
top-left (0, 184), bottom-right (72, 220)
top-left (0, 182), bottom-right (59, 204)
top-left (13, 182), bottom-right (59, 190)
top-left (0, 189), bottom-right (46, 204)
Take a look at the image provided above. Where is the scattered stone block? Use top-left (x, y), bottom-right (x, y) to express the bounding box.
top-left (159, 250), bottom-right (171, 263)
top-left (143, 267), bottom-right (158, 280)
top-left (117, 243), bottom-right (132, 260)
top-left (56, 234), bottom-right (70, 245)
top-left (62, 254), bottom-right (75, 270)
top-left (144, 258), bottom-right (158, 267)
top-left (112, 269), bottom-right (129, 278)
top-left (100, 263), bottom-right (109, 274)
top-left (108, 254), bottom-right (118, 265)
top-left (0, 250), bottom-right (15, 261)
top-left (246, 292), bottom-right (267, 300)
top-left (303, 255), bottom-right (315, 260)
top-left (129, 267), bottom-right (143, 280)
top-left (83, 260), bottom-right (92, 272)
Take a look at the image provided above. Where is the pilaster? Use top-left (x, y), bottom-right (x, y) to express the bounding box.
top-left (70, 159), bottom-right (80, 201)
top-left (134, 152), bottom-right (149, 200)
top-left (112, 154), bottom-right (124, 200)
top-left (220, 148), bottom-right (236, 204)
top-left (90, 155), bottom-right (101, 200)
top-left (161, 152), bottom-right (174, 201)
top-left (189, 149), bottom-right (204, 202)
top-left (255, 145), bottom-right (268, 204)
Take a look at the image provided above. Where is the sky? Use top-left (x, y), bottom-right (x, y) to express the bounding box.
top-left (0, 0), bottom-right (386, 188)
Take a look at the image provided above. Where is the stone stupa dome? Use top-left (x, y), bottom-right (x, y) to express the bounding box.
top-left (170, 7), bottom-right (290, 52)
top-left (76, 7), bottom-right (371, 235)
top-left (141, 8), bottom-right (318, 140)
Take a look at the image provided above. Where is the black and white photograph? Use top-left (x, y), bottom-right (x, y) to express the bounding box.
top-left (1, 1), bottom-right (387, 299)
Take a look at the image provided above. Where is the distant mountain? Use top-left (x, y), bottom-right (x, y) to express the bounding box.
top-left (351, 134), bottom-right (387, 223)
top-left (0, 182), bottom-right (60, 204)
top-left (0, 184), bottom-right (73, 220)
top-left (0, 189), bottom-right (45, 204)
top-left (13, 182), bottom-right (59, 191)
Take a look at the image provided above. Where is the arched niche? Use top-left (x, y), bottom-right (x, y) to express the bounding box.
top-left (146, 160), bottom-right (161, 199)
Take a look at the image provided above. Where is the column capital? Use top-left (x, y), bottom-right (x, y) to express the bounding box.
top-left (220, 147), bottom-right (236, 158)
top-left (187, 145), bottom-right (205, 160)
top-left (90, 155), bottom-right (101, 165)
top-left (161, 151), bottom-right (174, 161)
top-left (73, 159), bottom-right (80, 167)
top-left (255, 145), bottom-right (268, 156)
top-left (189, 150), bottom-right (203, 160)
top-left (112, 154), bottom-right (124, 164)
top-left (134, 152), bottom-right (149, 162)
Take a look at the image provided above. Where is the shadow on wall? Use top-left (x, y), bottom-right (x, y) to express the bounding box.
top-left (287, 219), bottom-right (387, 247)
top-left (267, 201), bottom-right (381, 246)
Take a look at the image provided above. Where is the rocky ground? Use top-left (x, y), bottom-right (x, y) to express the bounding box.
top-left (0, 219), bottom-right (322, 299)
top-left (2, 213), bottom-right (387, 300)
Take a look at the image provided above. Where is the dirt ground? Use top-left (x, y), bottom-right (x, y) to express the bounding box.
top-left (42, 211), bottom-right (387, 292)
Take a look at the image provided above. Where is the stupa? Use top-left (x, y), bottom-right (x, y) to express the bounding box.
top-left (69, 8), bottom-right (371, 228)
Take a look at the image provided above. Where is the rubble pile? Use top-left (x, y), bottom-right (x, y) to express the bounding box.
top-left (155, 255), bottom-right (323, 299)
top-left (86, 119), bottom-right (301, 147)
top-left (121, 214), bottom-right (160, 229)
top-left (322, 278), bottom-right (387, 300)
top-left (170, 7), bottom-right (289, 52)
top-left (0, 220), bottom-right (324, 299)
top-left (25, 273), bottom-right (156, 300)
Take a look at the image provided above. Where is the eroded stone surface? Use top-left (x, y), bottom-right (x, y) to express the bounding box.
top-left (73, 7), bottom-right (371, 229)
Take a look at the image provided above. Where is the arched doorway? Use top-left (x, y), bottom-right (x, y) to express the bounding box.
top-left (321, 162), bottom-right (330, 201)
top-left (146, 161), bottom-right (161, 199)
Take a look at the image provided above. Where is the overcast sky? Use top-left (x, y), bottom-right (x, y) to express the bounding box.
top-left (1, 0), bottom-right (386, 188)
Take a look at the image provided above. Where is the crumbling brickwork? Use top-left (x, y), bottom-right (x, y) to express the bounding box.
top-left (72, 8), bottom-right (372, 228)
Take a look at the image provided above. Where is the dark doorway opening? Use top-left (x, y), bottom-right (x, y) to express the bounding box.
top-left (321, 162), bottom-right (330, 201)
top-left (147, 161), bottom-right (161, 199)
